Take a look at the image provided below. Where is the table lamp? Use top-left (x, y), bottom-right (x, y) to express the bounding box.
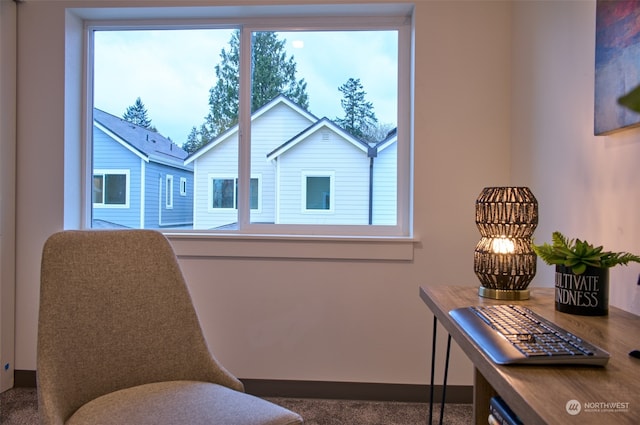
top-left (474, 187), bottom-right (538, 300)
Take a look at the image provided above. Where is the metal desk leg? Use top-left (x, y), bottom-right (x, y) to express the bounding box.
top-left (428, 316), bottom-right (452, 425)
top-left (439, 333), bottom-right (452, 425)
top-left (429, 316), bottom-right (437, 425)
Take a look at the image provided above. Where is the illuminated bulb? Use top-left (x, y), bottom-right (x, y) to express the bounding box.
top-left (491, 237), bottom-right (515, 254)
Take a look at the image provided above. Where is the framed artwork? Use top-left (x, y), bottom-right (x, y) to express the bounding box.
top-left (594, 0), bottom-right (640, 135)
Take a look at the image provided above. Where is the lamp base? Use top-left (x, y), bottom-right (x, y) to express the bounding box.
top-left (478, 286), bottom-right (530, 300)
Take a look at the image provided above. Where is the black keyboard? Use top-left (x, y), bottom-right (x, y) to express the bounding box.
top-left (449, 304), bottom-right (610, 366)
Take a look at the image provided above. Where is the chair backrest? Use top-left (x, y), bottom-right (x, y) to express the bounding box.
top-left (37, 230), bottom-right (242, 424)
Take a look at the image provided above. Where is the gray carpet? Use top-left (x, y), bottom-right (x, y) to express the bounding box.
top-left (0, 387), bottom-right (472, 424)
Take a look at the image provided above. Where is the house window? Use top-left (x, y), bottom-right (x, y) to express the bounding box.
top-left (87, 4), bottom-right (412, 237)
top-left (211, 178), bottom-right (235, 209)
top-left (304, 175), bottom-right (332, 211)
top-left (166, 175), bottom-right (174, 209)
top-left (180, 177), bottom-right (187, 196)
top-left (92, 170), bottom-right (129, 208)
top-left (210, 176), bottom-right (259, 210)
top-left (239, 178), bottom-right (260, 211)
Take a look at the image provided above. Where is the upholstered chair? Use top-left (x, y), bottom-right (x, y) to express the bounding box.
top-left (37, 229), bottom-right (303, 425)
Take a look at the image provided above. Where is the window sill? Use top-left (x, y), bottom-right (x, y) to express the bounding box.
top-left (165, 233), bottom-right (416, 261)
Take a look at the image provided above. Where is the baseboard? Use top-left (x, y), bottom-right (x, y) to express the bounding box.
top-left (14, 370), bottom-right (472, 403)
top-left (14, 370), bottom-right (37, 387)
top-left (242, 379), bottom-right (472, 403)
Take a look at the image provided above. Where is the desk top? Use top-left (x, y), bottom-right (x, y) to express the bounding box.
top-left (420, 285), bottom-right (640, 425)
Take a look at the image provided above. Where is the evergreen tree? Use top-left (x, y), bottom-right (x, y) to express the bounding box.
top-left (182, 126), bottom-right (201, 154)
top-left (335, 78), bottom-right (378, 141)
top-left (250, 32), bottom-right (308, 111)
top-left (122, 97), bottom-right (155, 130)
top-left (198, 123), bottom-right (214, 148)
top-left (203, 31), bottom-right (309, 141)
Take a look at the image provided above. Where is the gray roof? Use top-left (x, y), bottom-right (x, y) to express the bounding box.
top-left (185, 95), bottom-right (318, 164)
top-left (266, 117), bottom-right (372, 161)
top-left (93, 108), bottom-right (190, 165)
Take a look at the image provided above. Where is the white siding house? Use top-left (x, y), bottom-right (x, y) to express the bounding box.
top-left (371, 130), bottom-right (397, 225)
top-left (186, 95), bottom-right (397, 229)
top-left (267, 118), bottom-right (372, 225)
top-left (185, 96), bottom-right (316, 229)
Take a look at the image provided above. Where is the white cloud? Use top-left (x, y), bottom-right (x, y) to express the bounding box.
top-left (94, 29), bottom-right (232, 143)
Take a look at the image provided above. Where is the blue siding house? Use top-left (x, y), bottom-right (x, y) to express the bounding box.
top-left (92, 108), bottom-right (193, 229)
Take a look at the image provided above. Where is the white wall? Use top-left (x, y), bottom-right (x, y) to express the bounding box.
top-left (512, 0), bottom-right (640, 315)
top-left (10, 0), bottom-right (639, 392)
top-left (12, 0), bottom-right (512, 388)
top-left (0, 0), bottom-right (17, 392)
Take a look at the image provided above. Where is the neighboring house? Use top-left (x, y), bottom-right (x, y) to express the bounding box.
top-left (186, 96), bottom-right (317, 229)
top-left (92, 108), bottom-right (194, 229)
top-left (370, 128), bottom-right (397, 226)
top-left (186, 95), bottom-right (397, 229)
top-left (267, 117), bottom-right (376, 225)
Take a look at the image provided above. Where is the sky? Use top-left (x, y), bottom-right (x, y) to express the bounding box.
top-left (93, 29), bottom-right (398, 146)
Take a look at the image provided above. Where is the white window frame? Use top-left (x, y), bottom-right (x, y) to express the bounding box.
top-left (208, 174), bottom-right (261, 212)
top-left (208, 175), bottom-right (236, 211)
top-left (92, 169), bottom-right (130, 209)
top-left (302, 171), bottom-right (334, 214)
top-left (165, 174), bottom-right (174, 209)
top-left (247, 175), bottom-right (262, 213)
top-left (76, 3), bottom-right (415, 260)
top-left (237, 21), bottom-right (411, 238)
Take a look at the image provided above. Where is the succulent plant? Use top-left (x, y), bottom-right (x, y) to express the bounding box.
top-left (531, 231), bottom-right (640, 275)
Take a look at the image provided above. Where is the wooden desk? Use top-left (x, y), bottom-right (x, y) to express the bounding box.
top-left (420, 285), bottom-right (640, 425)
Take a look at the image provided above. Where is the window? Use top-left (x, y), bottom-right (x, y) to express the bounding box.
top-left (166, 175), bottom-right (174, 208)
top-left (92, 170), bottom-right (129, 208)
top-left (209, 176), bottom-right (259, 210)
top-left (87, 4), bottom-right (412, 238)
top-left (248, 178), bottom-right (259, 211)
top-left (304, 174), bottom-right (333, 212)
top-left (211, 177), bottom-right (235, 209)
top-left (180, 177), bottom-right (187, 196)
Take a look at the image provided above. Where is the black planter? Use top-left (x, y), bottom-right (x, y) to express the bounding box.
top-left (555, 265), bottom-right (609, 316)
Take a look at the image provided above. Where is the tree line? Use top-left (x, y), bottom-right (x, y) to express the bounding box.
top-left (120, 31), bottom-right (392, 153)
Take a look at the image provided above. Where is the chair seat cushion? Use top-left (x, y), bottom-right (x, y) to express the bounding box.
top-left (66, 381), bottom-right (303, 425)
